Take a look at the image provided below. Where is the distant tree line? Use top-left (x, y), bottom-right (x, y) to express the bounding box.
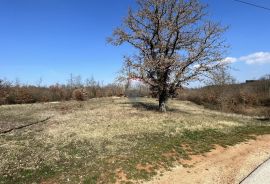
top-left (0, 75), bottom-right (139, 105)
top-left (0, 74), bottom-right (152, 105)
top-left (1, 72), bottom-right (269, 118)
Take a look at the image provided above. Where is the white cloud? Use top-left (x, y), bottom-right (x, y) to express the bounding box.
top-left (222, 57), bottom-right (237, 64)
top-left (226, 52), bottom-right (270, 65)
top-left (238, 52), bottom-right (270, 64)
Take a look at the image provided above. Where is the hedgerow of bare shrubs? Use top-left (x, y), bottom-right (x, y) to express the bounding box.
top-left (0, 78), bottom-right (128, 105)
top-left (178, 80), bottom-right (270, 117)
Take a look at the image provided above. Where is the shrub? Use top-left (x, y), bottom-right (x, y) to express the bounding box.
top-left (72, 88), bottom-right (88, 101)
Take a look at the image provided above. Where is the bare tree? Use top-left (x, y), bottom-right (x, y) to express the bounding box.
top-left (109, 0), bottom-right (227, 112)
top-left (67, 74), bottom-right (83, 88)
top-left (206, 65), bottom-right (236, 86)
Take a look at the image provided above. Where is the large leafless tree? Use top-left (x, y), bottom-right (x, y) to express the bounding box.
top-left (109, 0), bottom-right (228, 112)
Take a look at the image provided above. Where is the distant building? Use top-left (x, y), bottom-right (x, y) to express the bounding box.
top-left (245, 80), bottom-right (257, 83)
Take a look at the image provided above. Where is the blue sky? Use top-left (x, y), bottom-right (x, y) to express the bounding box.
top-left (0, 0), bottom-right (270, 86)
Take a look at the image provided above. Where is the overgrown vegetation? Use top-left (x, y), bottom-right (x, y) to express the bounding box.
top-left (0, 76), bottom-right (151, 105)
top-left (0, 98), bottom-right (269, 183)
top-left (177, 79), bottom-right (270, 118)
top-left (0, 77), bottom-right (125, 105)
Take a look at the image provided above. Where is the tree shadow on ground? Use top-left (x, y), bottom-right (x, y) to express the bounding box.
top-left (121, 101), bottom-right (191, 114)
top-left (256, 117), bottom-right (270, 122)
top-left (132, 102), bottom-right (159, 111)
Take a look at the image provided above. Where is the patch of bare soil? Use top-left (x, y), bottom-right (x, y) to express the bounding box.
top-left (145, 135), bottom-right (270, 184)
top-left (136, 163), bottom-right (154, 173)
top-left (115, 169), bottom-right (128, 184)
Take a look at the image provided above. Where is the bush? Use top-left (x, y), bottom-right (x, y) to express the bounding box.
top-left (18, 88), bottom-right (36, 104)
top-left (72, 88), bottom-right (88, 101)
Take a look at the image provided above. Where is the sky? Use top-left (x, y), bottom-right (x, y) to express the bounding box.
top-left (0, 0), bottom-right (270, 86)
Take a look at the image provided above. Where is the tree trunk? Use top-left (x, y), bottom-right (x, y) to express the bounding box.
top-left (159, 91), bottom-right (167, 112)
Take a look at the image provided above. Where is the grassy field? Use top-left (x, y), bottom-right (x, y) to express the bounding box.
top-left (0, 97), bottom-right (270, 184)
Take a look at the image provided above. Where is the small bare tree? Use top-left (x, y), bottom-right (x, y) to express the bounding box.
top-left (206, 65), bottom-right (236, 86)
top-left (109, 0), bottom-right (227, 112)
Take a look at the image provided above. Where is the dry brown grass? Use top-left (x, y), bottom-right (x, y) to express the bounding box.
top-left (0, 97), bottom-right (269, 183)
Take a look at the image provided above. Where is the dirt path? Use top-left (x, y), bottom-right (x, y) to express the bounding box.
top-left (145, 135), bottom-right (270, 184)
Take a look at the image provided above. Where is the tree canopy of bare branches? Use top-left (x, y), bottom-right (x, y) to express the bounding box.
top-left (109, 0), bottom-right (228, 112)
